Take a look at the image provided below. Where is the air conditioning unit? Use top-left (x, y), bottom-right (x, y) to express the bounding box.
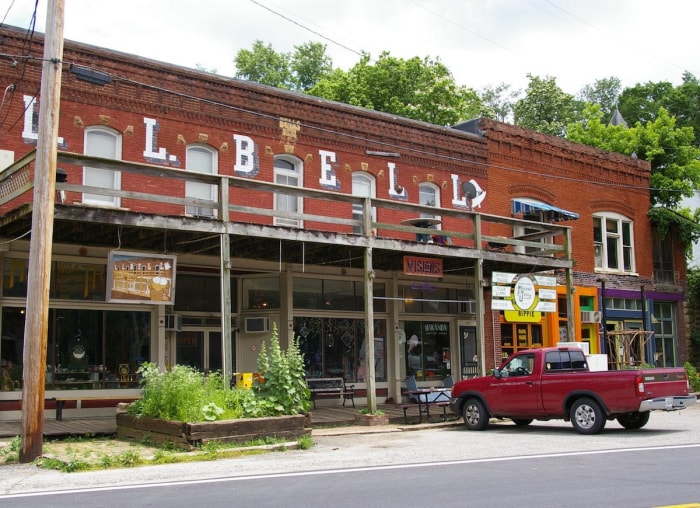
top-left (244, 316), bottom-right (270, 333)
top-left (580, 311), bottom-right (602, 323)
top-left (164, 313), bottom-right (182, 331)
top-left (459, 301), bottom-right (476, 315)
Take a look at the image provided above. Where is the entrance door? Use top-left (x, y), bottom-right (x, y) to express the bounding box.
top-left (459, 325), bottom-right (479, 377)
top-left (176, 329), bottom-right (224, 372)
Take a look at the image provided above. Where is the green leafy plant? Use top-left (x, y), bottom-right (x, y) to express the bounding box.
top-left (684, 362), bottom-right (700, 393)
top-left (359, 408), bottom-right (385, 416)
top-left (254, 322), bottom-right (311, 416)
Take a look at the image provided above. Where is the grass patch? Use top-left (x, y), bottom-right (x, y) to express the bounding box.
top-left (0, 433), bottom-right (313, 473)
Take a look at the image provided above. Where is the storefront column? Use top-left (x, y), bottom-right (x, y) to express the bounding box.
top-left (474, 258), bottom-right (486, 376)
top-left (220, 232), bottom-right (233, 384)
top-left (363, 198), bottom-right (377, 412)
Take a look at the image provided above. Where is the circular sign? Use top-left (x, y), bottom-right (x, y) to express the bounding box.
top-left (513, 276), bottom-right (536, 310)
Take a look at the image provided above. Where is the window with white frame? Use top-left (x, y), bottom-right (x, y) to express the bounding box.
top-left (83, 127), bottom-right (121, 207)
top-left (352, 172), bottom-right (376, 235)
top-left (273, 156), bottom-right (303, 227)
top-left (593, 212), bottom-right (635, 273)
top-left (185, 145), bottom-right (218, 217)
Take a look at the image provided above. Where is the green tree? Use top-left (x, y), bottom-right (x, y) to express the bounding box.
top-left (568, 105), bottom-right (700, 208)
top-left (234, 40), bottom-right (292, 88)
top-left (577, 76), bottom-right (622, 121)
top-left (513, 74), bottom-right (580, 137)
top-left (478, 82), bottom-right (519, 122)
top-left (290, 41), bottom-right (333, 91)
top-left (234, 40), bottom-right (332, 91)
top-left (309, 52), bottom-right (482, 126)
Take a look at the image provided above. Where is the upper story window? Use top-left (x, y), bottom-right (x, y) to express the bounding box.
top-left (83, 127), bottom-right (121, 207)
top-left (653, 232), bottom-right (675, 284)
top-left (593, 212), bottom-right (635, 273)
top-left (185, 145), bottom-right (218, 218)
top-left (273, 156), bottom-right (303, 227)
top-left (352, 172), bottom-right (376, 235)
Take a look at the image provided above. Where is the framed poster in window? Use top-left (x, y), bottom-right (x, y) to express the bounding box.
top-left (106, 250), bottom-right (176, 304)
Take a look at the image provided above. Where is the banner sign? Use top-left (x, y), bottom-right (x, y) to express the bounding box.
top-left (403, 256), bottom-right (443, 277)
top-left (491, 271), bottom-right (557, 322)
top-left (107, 250), bottom-right (177, 304)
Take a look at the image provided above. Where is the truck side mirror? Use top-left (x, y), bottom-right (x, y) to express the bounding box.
top-left (493, 368), bottom-right (501, 378)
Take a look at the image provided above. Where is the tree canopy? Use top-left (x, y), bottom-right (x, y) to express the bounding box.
top-left (512, 74), bottom-right (580, 136)
top-left (308, 52), bottom-right (483, 126)
top-left (234, 40), bottom-right (332, 91)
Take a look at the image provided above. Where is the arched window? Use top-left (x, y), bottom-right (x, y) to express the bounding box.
top-left (186, 144), bottom-right (218, 217)
top-left (419, 182), bottom-right (441, 233)
top-left (274, 155), bottom-right (303, 227)
top-left (594, 212), bottom-right (635, 273)
top-left (83, 127), bottom-right (121, 207)
top-left (352, 172), bottom-right (376, 234)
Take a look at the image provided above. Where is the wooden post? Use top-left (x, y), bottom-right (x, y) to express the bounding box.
top-left (363, 198), bottom-right (377, 412)
top-left (20, 0), bottom-right (65, 463)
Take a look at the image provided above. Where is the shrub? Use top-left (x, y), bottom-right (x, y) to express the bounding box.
top-left (254, 322), bottom-right (311, 416)
top-left (127, 322), bottom-right (310, 421)
top-left (685, 362), bottom-right (700, 393)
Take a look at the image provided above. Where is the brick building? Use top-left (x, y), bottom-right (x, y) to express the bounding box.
top-left (0, 25), bottom-right (686, 419)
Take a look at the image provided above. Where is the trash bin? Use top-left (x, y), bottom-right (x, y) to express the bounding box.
top-left (236, 372), bottom-right (253, 389)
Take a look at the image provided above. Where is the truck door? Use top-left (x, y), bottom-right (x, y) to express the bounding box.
top-left (490, 352), bottom-right (543, 417)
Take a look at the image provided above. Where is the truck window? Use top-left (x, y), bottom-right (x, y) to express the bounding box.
top-left (502, 353), bottom-right (535, 376)
top-left (545, 350), bottom-right (588, 371)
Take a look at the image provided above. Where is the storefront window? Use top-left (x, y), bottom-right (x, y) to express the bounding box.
top-left (3, 258), bottom-right (106, 300)
top-left (399, 284), bottom-right (456, 314)
top-left (402, 320), bottom-right (450, 381)
top-left (295, 317), bottom-right (386, 383)
top-left (175, 273), bottom-right (237, 312)
top-left (47, 308), bottom-right (151, 389)
top-left (242, 277), bottom-right (280, 310)
top-left (293, 278), bottom-right (386, 312)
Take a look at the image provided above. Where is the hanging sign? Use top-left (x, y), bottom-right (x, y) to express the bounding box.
top-left (107, 250), bottom-right (177, 304)
top-left (491, 271), bottom-right (557, 322)
top-left (403, 256), bottom-right (443, 277)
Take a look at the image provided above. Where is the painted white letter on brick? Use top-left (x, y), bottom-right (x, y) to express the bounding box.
top-left (234, 134), bottom-right (257, 175)
top-left (23, 95), bottom-right (64, 145)
top-left (143, 117), bottom-right (167, 161)
top-left (319, 150), bottom-right (338, 188)
top-left (451, 174), bottom-right (468, 207)
top-left (387, 162), bottom-right (406, 198)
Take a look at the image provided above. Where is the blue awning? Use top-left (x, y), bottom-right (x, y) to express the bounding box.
top-left (511, 198), bottom-right (579, 222)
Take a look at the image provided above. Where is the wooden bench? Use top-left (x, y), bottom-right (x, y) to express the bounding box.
top-left (51, 395), bottom-right (140, 421)
top-left (306, 377), bottom-right (355, 409)
top-left (399, 401), bottom-right (449, 424)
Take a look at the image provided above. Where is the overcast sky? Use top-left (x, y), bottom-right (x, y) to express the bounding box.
top-left (3, 0), bottom-right (699, 95)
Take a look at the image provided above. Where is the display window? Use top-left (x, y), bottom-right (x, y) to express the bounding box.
top-left (402, 320), bottom-right (451, 381)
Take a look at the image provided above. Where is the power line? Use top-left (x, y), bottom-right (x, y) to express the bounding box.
top-left (249, 0), bottom-right (363, 58)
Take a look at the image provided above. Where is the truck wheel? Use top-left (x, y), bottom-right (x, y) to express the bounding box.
top-left (463, 398), bottom-right (489, 430)
top-left (570, 398), bottom-right (606, 434)
top-left (617, 411), bottom-right (650, 430)
top-left (512, 418), bottom-right (533, 426)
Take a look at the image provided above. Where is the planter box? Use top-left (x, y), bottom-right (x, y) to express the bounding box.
top-left (116, 412), bottom-right (310, 450)
top-left (355, 414), bottom-right (390, 426)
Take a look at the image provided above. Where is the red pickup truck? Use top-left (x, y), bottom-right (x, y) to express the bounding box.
top-left (449, 346), bottom-right (696, 434)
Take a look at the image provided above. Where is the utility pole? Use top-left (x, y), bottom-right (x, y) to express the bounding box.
top-left (20, 0), bottom-right (65, 463)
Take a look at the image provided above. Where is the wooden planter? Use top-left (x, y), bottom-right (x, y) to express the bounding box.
top-left (116, 412), bottom-right (310, 450)
top-left (355, 413), bottom-right (390, 426)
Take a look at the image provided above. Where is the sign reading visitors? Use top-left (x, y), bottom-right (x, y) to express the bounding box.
top-left (403, 256), bottom-right (443, 277)
top-left (490, 271), bottom-right (557, 322)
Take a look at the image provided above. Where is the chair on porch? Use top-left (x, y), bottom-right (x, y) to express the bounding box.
top-left (404, 375), bottom-right (419, 402)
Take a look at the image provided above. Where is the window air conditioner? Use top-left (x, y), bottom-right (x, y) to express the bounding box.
top-left (580, 311), bottom-right (602, 323)
top-left (459, 301), bottom-right (476, 315)
top-left (164, 314), bottom-right (182, 331)
top-left (244, 317), bottom-right (270, 333)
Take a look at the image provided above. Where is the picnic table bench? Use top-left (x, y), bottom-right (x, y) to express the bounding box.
top-left (306, 377), bottom-right (355, 409)
top-left (50, 394), bottom-right (140, 421)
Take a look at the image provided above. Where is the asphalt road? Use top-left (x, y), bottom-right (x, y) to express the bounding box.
top-left (1, 406), bottom-right (698, 507)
